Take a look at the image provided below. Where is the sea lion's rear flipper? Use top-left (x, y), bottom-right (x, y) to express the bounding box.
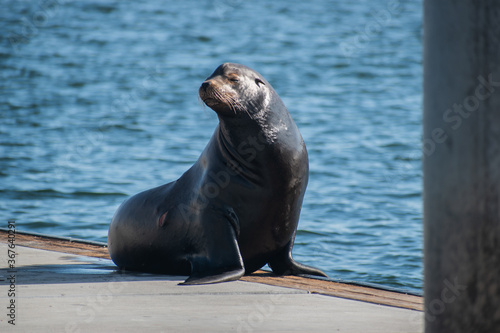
top-left (180, 208), bottom-right (245, 285)
top-left (268, 239), bottom-right (328, 278)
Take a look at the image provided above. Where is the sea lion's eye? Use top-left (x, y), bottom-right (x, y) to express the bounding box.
top-left (255, 78), bottom-right (265, 87)
top-left (228, 75), bottom-right (239, 82)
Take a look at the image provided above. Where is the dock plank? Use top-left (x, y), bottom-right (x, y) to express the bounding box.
top-left (0, 229), bottom-right (423, 311)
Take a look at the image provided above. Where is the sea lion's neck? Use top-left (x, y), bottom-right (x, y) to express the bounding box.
top-left (218, 108), bottom-right (286, 145)
top-left (218, 116), bottom-right (264, 144)
top-left (216, 117), bottom-right (273, 174)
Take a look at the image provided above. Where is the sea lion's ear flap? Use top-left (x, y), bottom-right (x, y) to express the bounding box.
top-left (255, 78), bottom-right (265, 87)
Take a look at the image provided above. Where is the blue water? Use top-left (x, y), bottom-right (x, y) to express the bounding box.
top-left (1, 0), bottom-right (423, 292)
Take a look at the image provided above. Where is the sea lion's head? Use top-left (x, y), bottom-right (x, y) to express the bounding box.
top-left (199, 63), bottom-right (270, 118)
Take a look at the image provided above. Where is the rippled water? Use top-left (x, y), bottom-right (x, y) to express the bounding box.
top-left (1, 0), bottom-right (423, 292)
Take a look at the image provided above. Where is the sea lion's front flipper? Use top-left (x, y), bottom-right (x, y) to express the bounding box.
top-left (268, 238), bottom-right (328, 278)
top-left (181, 265), bottom-right (245, 285)
top-left (180, 208), bottom-right (245, 285)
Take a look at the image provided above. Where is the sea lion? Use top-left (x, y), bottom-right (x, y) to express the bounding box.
top-left (108, 63), bottom-right (327, 284)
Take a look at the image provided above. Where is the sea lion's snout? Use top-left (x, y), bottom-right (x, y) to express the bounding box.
top-left (198, 80), bottom-right (218, 107)
top-left (200, 81), bottom-right (211, 92)
top-left (199, 77), bottom-right (242, 115)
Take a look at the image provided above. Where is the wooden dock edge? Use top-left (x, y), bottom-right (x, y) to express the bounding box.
top-left (1, 230), bottom-right (423, 311)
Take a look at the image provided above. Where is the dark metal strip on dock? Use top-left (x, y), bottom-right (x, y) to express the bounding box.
top-left (0, 229), bottom-right (423, 311)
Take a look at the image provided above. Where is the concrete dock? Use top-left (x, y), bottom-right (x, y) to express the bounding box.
top-left (0, 231), bottom-right (423, 332)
